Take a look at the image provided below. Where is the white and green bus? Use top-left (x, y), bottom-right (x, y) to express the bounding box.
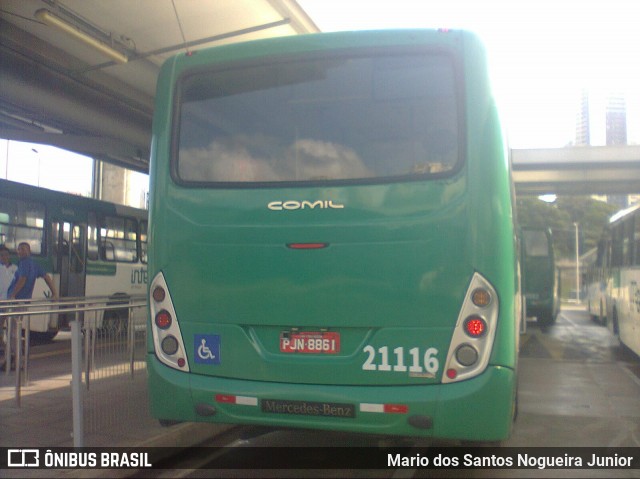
top-left (0, 178), bottom-right (148, 340)
top-left (604, 204), bottom-right (640, 357)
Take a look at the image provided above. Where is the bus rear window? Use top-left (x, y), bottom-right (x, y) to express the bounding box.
top-left (523, 230), bottom-right (550, 257)
top-left (176, 52), bottom-right (459, 185)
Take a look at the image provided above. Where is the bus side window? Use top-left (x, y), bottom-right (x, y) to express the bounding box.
top-left (0, 197), bottom-right (45, 254)
top-left (102, 242), bottom-right (115, 261)
top-left (611, 224), bottom-right (623, 267)
top-left (140, 220), bottom-right (148, 264)
top-left (623, 219), bottom-right (632, 267)
top-left (635, 215), bottom-right (640, 266)
top-left (100, 216), bottom-right (138, 263)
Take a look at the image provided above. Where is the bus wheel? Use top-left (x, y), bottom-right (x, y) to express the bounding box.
top-left (103, 311), bottom-right (127, 337)
top-left (588, 301), bottom-right (598, 322)
top-left (537, 311), bottom-right (554, 329)
top-left (612, 308), bottom-right (620, 336)
top-left (159, 419), bottom-right (182, 427)
top-left (29, 330), bottom-right (58, 344)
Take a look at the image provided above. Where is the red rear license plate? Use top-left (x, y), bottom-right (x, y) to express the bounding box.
top-left (280, 331), bottom-right (340, 354)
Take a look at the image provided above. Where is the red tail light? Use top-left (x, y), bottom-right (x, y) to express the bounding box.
top-left (443, 273), bottom-right (498, 384)
top-left (155, 310), bottom-right (172, 329)
top-left (464, 316), bottom-right (487, 337)
top-left (150, 272), bottom-right (189, 371)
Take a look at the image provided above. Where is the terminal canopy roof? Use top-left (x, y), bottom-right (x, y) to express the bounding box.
top-left (0, 0), bottom-right (318, 172)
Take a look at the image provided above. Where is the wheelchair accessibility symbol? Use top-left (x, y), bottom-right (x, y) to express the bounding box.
top-left (194, 334), bottom-right (221, 365)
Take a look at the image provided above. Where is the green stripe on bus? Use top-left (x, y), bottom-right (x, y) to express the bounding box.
top-left (86, 263), bottom-right (117, 276)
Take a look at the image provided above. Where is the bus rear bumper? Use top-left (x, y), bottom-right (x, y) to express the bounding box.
top-left (147, 355), bottom-right (515, 441)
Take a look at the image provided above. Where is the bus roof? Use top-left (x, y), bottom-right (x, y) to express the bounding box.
top-left (0, 178), bottom-right (146, 219)
top-left (609, 202), bottom-right (640, 224)
top-left (162, 29), bottom-right (478, 73)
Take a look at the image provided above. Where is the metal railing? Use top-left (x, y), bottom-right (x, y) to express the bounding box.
top-left (0, 295), bottom-right (147, 446)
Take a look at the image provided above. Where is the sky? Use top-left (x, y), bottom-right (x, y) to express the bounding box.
top-left (0, 139), bottom-right (148, 208)
top-left (0, 139), bottom-right (94, 196)
top-left (298, 0), bottom-right (640, 148)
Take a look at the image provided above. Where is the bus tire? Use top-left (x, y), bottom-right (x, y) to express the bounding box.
top-left (513, 381), bottom-right (519, 423)
top-left (103, 310), bottom-right (128, 337)
top-left (537, 311), bottom-right (555, 329)
top-left (588, 301), bottom-right (598, 322)
top-left (29, 330), bottom-right (58, 344)
top-left (612, 308), bottom-right (619, 336)
top-left (159, 419), bottom-right (182, 427)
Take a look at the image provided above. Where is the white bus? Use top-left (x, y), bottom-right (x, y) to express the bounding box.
top-left (604, 203), bottom-right (640, 356)
top-left (585, 241), bottom-right (607, 324)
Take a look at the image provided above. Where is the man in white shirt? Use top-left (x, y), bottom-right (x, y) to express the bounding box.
top-left (1, 245), bottom-right (18, 368)
top-left (0, 246), bottom-right (17, 300)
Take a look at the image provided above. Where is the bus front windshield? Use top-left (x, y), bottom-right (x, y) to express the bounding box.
top-left (176, 51), bottom-right (459, 185)
top-left (523, 230), bottom-right (551, 257)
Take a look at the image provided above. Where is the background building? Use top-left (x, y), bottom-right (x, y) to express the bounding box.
top-left (576, 90), bottom-right (633, 208)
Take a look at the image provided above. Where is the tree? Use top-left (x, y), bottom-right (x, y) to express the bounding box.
top-left (516, 196), bottom-right (619, 259)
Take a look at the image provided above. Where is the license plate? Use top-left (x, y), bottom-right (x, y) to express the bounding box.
top-left (280, 331), bottom-right (340, 354)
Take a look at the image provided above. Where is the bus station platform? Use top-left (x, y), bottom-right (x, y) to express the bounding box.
top-left (0, 370), bottom-right (223, 449)
top-left (0, 339), bottom-right (229, 477)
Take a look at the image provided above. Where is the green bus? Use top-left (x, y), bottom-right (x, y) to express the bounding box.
top-left (521, 227), bottom-right (558, 328)
top-left (147, 29), bottom-right (521, 442)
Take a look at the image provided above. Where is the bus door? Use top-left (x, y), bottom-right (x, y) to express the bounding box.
top-left (53, 221), bottom-right (87, 327)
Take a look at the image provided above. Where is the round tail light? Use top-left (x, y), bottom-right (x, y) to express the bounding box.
top-left (464, 316), bottom-right (487, 338)
top-left (455, 344), bottom-right (479, 366)
top-left (471, 288), bottom-right (491, 307)
top-left (155, 310), bottom-right (172, 329)
top-left (152, 286), bottom-right (166, 303)
top-left (161, 335), bottom-right (179, 355)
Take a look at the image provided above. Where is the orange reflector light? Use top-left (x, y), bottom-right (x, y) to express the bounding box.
top-left (464, 316), bottom-right (487, 337)
top-left (155, 310), bottom-right (172, 329)
top-left (471, 288), bottom-right (491, 307)
top-left (152, 286), bottom-right (166, 303)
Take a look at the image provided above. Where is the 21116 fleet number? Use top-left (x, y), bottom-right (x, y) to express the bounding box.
top-left (362, 345), bottom-right (439, 375)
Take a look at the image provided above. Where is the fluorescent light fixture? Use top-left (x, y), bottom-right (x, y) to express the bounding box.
top-left (35, 9), bottom-right (128, 64)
